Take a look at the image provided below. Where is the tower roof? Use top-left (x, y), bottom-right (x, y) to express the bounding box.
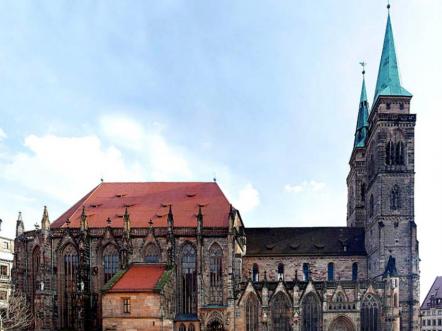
top-left (373, 10), bottom-right (412, 104)
top-left (354, 73), bottom-right (369, 148)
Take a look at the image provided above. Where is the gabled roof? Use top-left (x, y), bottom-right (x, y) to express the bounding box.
top-left (373, 11), bottom-right (412, 104)
top-left (245, 227), bottom-right (366, 256)
top-left (421, 276), bottom-right (442, 309)
top-left (51, 182), bottom-right (231, 228)
top-left (106, 264), bottom-right (168, 293)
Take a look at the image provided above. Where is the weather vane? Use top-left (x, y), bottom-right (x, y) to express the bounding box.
top-left (359, 61), bottom-right (367, 75)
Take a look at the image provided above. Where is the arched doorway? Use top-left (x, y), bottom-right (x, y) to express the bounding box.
top-left (329, 316), bottom-right (356, 331)
top-left (207, 319), bottom-right (224, 331)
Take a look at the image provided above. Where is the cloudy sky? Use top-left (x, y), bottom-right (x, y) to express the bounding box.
top-left (0, 0), bottom-right (441, 299)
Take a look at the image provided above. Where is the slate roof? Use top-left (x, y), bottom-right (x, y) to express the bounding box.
top-left (106, 264), bottom-right (167, 293)
top-left (245, 227), bottom-right (366, 256)
top-left (421, 276), bottom-right (442, 310)
top-left (51, 182), bottom-right (231, 228)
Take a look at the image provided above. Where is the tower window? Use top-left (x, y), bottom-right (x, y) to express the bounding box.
top-left (277, 263), bottom-right (284, 281)
top-left (386, 102), bottom-right (391, 110)
top-left (369, 194), bottom-right (374, 218)
top-left (399, 103), bottom-right (404, 110)
top-left (327, 262), bottom-right (334, 281)
top-left (395, 141), bottom-right (405, 165)
top-left (390, 185), bottom-right (401, 210)
top-left (361, 183), bottom-right (366, 204)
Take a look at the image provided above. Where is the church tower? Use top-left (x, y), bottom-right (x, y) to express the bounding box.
top-left (354, 5), bottom-right (420, 330)
top-left (347, 67), bottom-right (369, 228)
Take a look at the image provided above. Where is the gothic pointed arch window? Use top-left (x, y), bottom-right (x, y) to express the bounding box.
top-left (178, 323), bottom-right (186, 331)
top-left (361, 294), bottom-right (380, 331)
top-left (252, 264), bottom-right (259, 282)
top-left (395, 141), bottom-right (405, 165)
top-left (144, 243), bottom-right (160, 263)
top-left (302, 292), bottom-right (321, 331)
top-left (188, 324), bottom-right (195, 331)
top-left (32, 246), bottom-right (41, 299)
top-left (209, 243), bottom-right (223, 305)
top-left (271, 292), bottom-right (292, 331)
top-left (386, 140), bottom-right (394, 165)
top-left (327, 262), bottom-right (334, 281)
top-left (390, 185), bottom-right (401, 210)
top-left (103, 244), bottom-right (119, 283)
top-left (245, 293), bottom-right (259, 331)
top-left (61, 244), bottom-right (79, 329)
top-left (179, 243), bottom-right (197, 315)
top-left (277, 263), bottom-right (284, 281)
top-left (352, 262), bottom-right (358, 281)
top-left (361, 183), bottom-right (366, 204)
top-left (369, 194), bottom-right (374, 218)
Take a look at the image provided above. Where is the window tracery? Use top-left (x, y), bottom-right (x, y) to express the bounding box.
top-left (271, 292), bottom-right (292, 331)
top-left (179, 243), bottom-right (197, 315)
top-left (361, 294), bottom-right (380, 331)
top-left (103, 244), bottom-right (119, 283)
top-left (144, 243), bottom-right (160, 263)
top-left (302, 293), bottom-right (321, 331)
top-left (209, 243), bottom-right (223, 305)
top-left (245, 294), bottom-right (259, 331)
top-left (61, 244), bottom-right (79, 329)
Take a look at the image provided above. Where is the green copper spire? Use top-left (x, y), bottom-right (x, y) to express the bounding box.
top-left (373, 7), bottom-right (412, 104)
top-left (354, 67), bottom-right (369, 148)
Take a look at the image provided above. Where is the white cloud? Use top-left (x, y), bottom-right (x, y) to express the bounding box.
top-left (0, 134), bottom-right (143, 204)
top-left (0, 115), bottom-right (259, 230)
top-left (99, 114), bottom-right (192, 180)
top-left (234, 183), bottom-right (260, 214)
top-left (284, 180), bottom-right (326, 193)
top-left (0, 128), bottom-right (6, 141)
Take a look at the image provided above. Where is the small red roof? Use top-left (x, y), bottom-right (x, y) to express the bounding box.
top-left (108, 264), bottom-right (166, 292)
top-left (51, 182), bottom-right (231, 228)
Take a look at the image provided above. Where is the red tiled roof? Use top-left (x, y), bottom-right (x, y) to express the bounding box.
top-left (108, 264), bottom-right (166, 292)
top-left (51, 182), bottom-right (231, 228)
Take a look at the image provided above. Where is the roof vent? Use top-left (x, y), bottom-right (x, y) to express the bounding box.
top-left (289, 243), bottom-right (300, 250)
top-left (265, 244), bottom-right (276, 250)
top-left (115, 193), bottom-right (127, 198)
top-left (90, 204), bottom-right (102, 208)
top-left (186, 193), bottom-right (197, 198)
top-left (313, 243), bottom-right (325, 249)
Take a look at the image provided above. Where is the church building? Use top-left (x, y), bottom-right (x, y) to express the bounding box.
top-left (12, 6), bottom-right (420, 331)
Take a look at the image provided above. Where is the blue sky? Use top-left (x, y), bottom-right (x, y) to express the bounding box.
top-left (0, 0), bottom-right (441, 299)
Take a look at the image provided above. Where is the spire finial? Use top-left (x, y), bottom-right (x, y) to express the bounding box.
top-left (387, 0), bottom-right (391, 11)
top-left (359, 61), bottom-right (367, 75)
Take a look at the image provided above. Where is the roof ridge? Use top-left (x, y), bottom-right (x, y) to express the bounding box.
top-left (67, 182), bottom-right (104, 226)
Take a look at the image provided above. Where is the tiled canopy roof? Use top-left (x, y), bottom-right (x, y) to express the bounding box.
top-left (245, 227), bottom-right (366, 256)
top-left (51, 182), bottom-right (231, 228)
top-left (107, 264), bottom-right (166, 293)
top-left (421, 276), bottom-right (442, 309)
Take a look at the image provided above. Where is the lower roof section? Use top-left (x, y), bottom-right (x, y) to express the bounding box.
top-left (245, 227), bottom-right (366, 256)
